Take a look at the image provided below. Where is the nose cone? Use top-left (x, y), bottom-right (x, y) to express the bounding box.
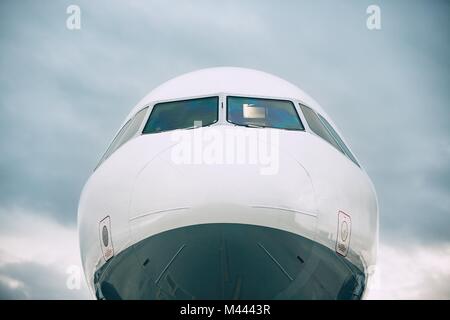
top-left (129, 130), bottom-right (317, 223)
top-left (93, 129), bottom-right (366, 300)
top-left (128, 131), bottom-right (319, 246)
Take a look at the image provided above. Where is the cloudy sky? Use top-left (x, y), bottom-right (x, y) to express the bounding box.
top-left (0, 0), bottom-right (449, 299)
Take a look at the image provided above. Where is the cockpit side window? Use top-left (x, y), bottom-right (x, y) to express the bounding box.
top-left (227, 96), bottom-right (304, 130)
top-left (317, 114), bottom-right (360, 167)
top-left (299, 103), bottom-right (360, 167)
top-left (142, 96), bottom-right (219, 134)
top-left (299, 104), bottom-right (343, 152)
top-left (96, 107), bottom-right (149, 169)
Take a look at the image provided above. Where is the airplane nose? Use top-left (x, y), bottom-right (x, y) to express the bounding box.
top-left (129, 139), bottom-right (318, 233)
top-left (93, 133), bottom-right (366, 300)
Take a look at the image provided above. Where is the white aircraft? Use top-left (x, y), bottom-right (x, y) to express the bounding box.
top-left (78, 67), bottom-right (378, 300)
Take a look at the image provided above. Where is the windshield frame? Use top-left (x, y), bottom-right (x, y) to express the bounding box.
top-left (225, 95), bottom-right (305, 131)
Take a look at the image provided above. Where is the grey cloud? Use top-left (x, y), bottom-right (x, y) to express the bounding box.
top-left (0, 261), bottom-right (90, 299)
top-left (0, 280), bottom-right (28, 300)
top-left (0, 0), bottom-right (449, 298)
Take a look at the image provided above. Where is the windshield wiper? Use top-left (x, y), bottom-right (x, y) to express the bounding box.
top-left (243, 123), bottom-right (267, 128)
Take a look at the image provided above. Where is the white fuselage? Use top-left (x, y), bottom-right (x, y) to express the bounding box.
top-left (78, 68), bottom-right (378, 300)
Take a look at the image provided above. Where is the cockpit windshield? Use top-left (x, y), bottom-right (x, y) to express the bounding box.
top-left (142, 96), bottom-right (219, 134)
top-left (227, 96), bottom-right (304, 130)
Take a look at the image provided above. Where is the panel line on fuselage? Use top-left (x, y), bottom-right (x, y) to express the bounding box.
top-left (257, 242), bottom-right (294, 281)
top-left (154, 244), bottom-right (186, 285)
top-left (251, 205), bottom-right (318, 218)
top-left (129, 207), bottom-right (191, 221)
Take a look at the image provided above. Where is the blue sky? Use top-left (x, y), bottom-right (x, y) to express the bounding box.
top-left (0, 0), bottom-right (449, 299)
